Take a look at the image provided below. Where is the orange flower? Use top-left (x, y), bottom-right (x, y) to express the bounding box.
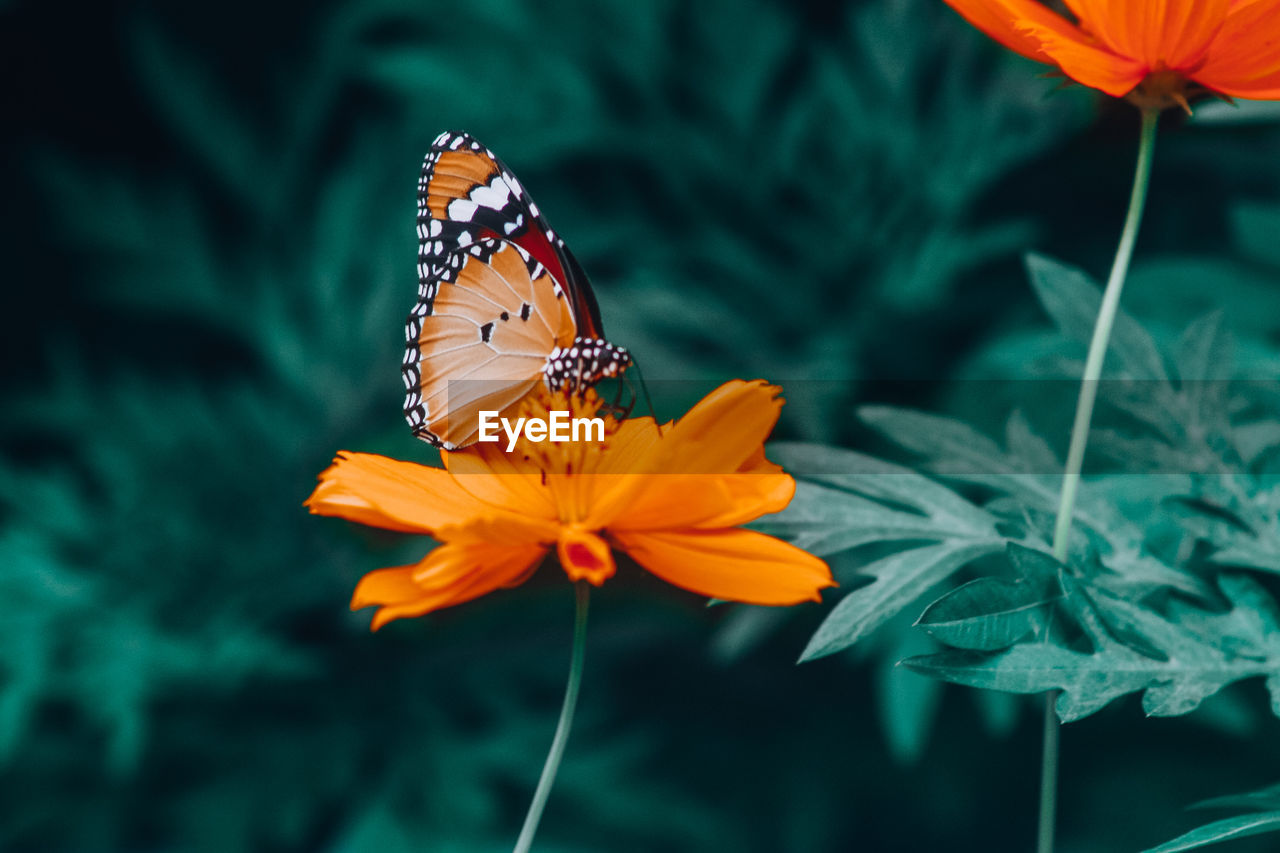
top-left (943, 0), bottom-right (1280, 108)
top-left (306, 380), bottom-right (834, 629)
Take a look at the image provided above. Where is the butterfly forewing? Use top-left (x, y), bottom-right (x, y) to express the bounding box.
top-left (417, 130), bottom-right (604, 338)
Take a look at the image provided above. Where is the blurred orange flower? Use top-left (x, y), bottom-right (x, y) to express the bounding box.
top-left (943, 0), bottom-right (1280, 109)
top-left (306, 380), bottom-right (834, 629)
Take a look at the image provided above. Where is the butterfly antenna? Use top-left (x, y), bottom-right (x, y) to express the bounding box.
top-left (628, 357), bottom-right (662, 437)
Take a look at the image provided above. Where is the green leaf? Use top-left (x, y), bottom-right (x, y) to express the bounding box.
top-left (1004, 409), bottom-right (1059, 473)
top-left (800, 541), bottom-right (1003, 662)
top-left (1193, 782), bottom-right (1280, 813)
top-left (1177, 480), bottom-right (1280, 577)
top-left (855, 406), bottom-right (1068, 523)
top-left (906, 573), bottom-right (1280, 722)
top-left (859, 407), bottom-right (1212, 601)
top-left (1175, 311), bottom-right (1233, 382)
top-left (769, 442), bottom-right (1000, 538)
top-left (916, 571), bottom-right (1059, 652)
top-left (1024, 252), bottom-right (1169, 382)
top-left (764, 443), bottom-right (1006, 661)
top-left (1142, 811), bottom-right (1280, 852)
top-left (1143, 780), bottom-right (1280, 852)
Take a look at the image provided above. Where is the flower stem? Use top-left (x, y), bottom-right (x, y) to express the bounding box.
top-left (1037, 696), bottom-right (1060, 853)
top-left (513, 581), bottom-right (590, 853)
top-left (1037, 108), bottom-right (1159, 853)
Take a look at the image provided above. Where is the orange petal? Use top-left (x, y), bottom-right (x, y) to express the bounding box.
top-left (1019, 40), bottom-right (1146, 97)
top-left (591, 417), bottom-right (664, 475)
top-left (1015, 16), bottom-right (1148, 94)
top-left (1196, 0), bottom-right (1280, 97)
top-left (658, 380), bottom-right (784, 474)
top-left (351, 541), bottom-right (547, 629)
top-left (1066, 0), bottom-right (1230, 70)
top-left (610, 472), bottom-right (795, 532)
top-left (1153, 0), bottom-right (1232, 69)
top-left (736, 445), bottom-right (785, 476)
top-left (444, 443), bottom-right (557, 519)
top-left (306, 451), bottom-right (500, 534)
top-left (433, 514), bottom-right (560, 547)
top-left (614, 528), bottom-right (835, 606)
top-left (569, 385), bottom-right (785, 530)
top-left (690, 473), bottom-right (795, 529)
top-left (943, 0), bottom-right (1069, 62)
top-left (946, 0), bottom-right (1147, 95)
top-left (556, 528), bottom-right (616, 586)
top-left (576, 387), bottom-right (791, 530)
top-left (565, 420), bottom-right (664, 528)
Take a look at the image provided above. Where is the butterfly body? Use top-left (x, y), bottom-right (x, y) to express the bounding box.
top-left (404, 131), bottom-right (630, 449)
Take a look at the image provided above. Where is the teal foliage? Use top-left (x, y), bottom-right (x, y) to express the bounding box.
top-left (6, 0), bottom-right (1280, 849)
top-left (764, 248), bottom-right (1280, 844)
top-left (908, 568), bottom-right (1280, 721)
top-left (769, 253), bottom-right (1280, 716)
top-left (1145, 783), bottom-right (1280, 852)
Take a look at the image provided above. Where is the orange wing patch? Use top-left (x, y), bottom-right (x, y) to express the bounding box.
top-left (407, 239), bottom-right (577, 448)
top-left (425, 150), bottom-right (501, 219)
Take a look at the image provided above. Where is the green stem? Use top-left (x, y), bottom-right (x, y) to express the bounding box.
top-left (513, 582), bottom-right (590, 853)
top-left (1037, 108), bottom-right (1159, 853)
top-left (1037, 696), bottom-right (1060, 853)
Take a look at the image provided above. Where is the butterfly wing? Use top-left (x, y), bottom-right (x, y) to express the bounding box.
top-left (417, 130), bottom-right (605, 338)
top-left (404, 237), bottom-right (578, 449)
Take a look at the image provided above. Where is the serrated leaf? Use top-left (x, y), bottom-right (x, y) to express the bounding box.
top-left (765, 443), bottom-right (1007, 660)
top-left (1175, 312), bottom-right (1233, 382)
top-left (1025, 252), bottom-right (1168, 382)
top-left (1178, 480), bottom-right (1280, 576)
top-left (770, 480), bottom-right (976, 557)
top-left (905, 572), bottom-right (1280, 722)
top-left (856, 406), bottom-right (1068, 521)
top-left (769, 442), bottom-right (998, 534)
top-left (800, 541), bottom-right (1003, 662)
top-left (860, 407), bottom-right (1212, 601)
top-left (1005, 409), bottom-right (1059, 472)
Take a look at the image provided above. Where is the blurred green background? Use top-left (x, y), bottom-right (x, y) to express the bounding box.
top-left (5, 0), bottom-right (1280, 850)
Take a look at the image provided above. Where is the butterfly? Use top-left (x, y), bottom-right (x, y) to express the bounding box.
top-left (403, 130), bottom-right (632, 449)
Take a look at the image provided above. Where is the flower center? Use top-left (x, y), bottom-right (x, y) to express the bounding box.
top-left (1126, 69), bottom-right (1192, 114)
top-left (510, 387), bottom-right (622, 476)
top-left (556, 528), bottom-right (616, 585)
top-left (565, 541), bottom-right (604, 571)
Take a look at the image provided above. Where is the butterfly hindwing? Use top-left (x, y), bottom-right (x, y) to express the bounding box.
top-left (404, 237), bottom-right (577, 449)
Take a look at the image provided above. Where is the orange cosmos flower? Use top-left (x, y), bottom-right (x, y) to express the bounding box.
top-left (306, 380), bottom-right (834, 629)
top-left (943, 0), bottom-right (1280, 109)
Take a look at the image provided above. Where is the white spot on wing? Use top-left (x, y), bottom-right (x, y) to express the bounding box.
top-left (469, 181), bottom-right (511, 211)
top-left (448, 199), bottom-right (478, 221)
